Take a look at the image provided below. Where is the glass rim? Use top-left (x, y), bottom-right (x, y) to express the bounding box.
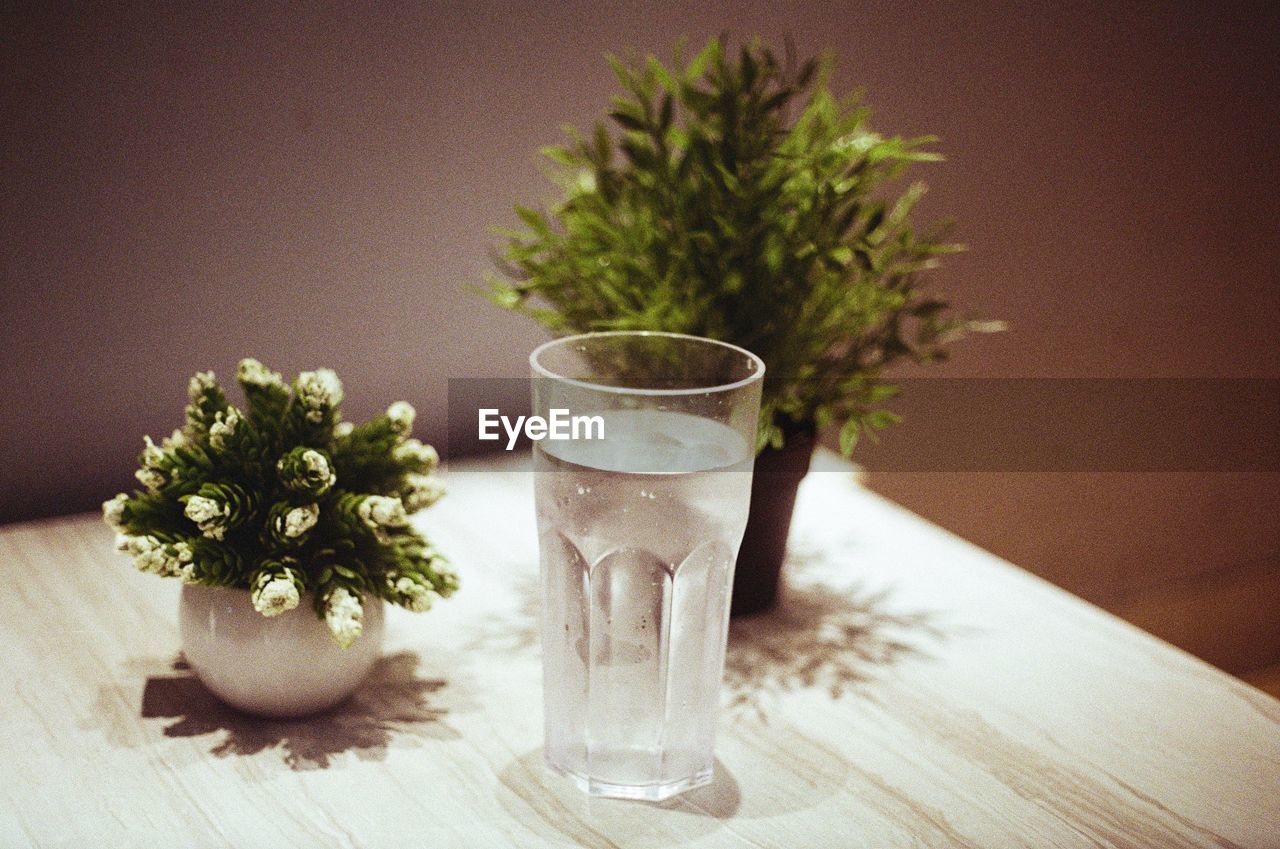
top-left (529, 331), bottom-right (766, 396)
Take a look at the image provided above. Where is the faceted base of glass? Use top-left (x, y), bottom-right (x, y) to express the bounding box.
top-left (545, 756), bottom-right (714, 801)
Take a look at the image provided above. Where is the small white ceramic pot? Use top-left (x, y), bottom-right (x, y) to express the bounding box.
top-left (179, 583), bottom-right (385, 718)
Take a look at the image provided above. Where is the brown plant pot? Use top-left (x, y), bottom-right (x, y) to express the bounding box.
top-left (732, 429), bottom-right (815, 617)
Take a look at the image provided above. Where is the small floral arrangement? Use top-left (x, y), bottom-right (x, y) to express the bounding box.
top-left (103, 359), bottom-right (456, 647)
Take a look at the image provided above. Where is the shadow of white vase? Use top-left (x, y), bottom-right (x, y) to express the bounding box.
top-left (179, 584), bottom-right (385, 718)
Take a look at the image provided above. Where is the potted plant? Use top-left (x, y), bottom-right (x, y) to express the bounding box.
top-left (103, 358), bottom-right (456, 716)
top-left (488, 38), bottom-right (994, 615)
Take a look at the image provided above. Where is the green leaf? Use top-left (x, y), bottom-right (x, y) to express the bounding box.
top-left (606, 53), bottom-right (629, 86)
top-left (658, 93), bottom-right (673, 132)
top-left (864, 205), bottom-right (885, 235)
top-left (610, 110), bottom-right (647, 132)
top-left (838, 418), bottom-right (860, 456)
top-left (686, 38), bottom-right (720, 81)
top-left (539, 145), bottom-right (575, 166)
top-left (647, 55), bottom-right (676, 91)
top-left (865, 410), bottom-right (902, 429)
top-left (514, 205), bottom-right (549, 235)
top-left (866, 384), bottom-right (900, 402)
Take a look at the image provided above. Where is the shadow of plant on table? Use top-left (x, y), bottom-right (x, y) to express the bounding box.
top-left (460, 563), bottom-right (542, 654)
top-left (133, 650), bottom-right (458, 770)
top-left (726, 577), bottom-right (949, 718)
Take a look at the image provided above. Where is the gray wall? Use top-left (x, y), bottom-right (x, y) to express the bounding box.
top-left (3, 3), bottom-right (1278, 621)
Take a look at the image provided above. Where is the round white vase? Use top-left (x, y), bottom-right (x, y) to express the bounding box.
top-left (179, 583), bottom-right (385, 718)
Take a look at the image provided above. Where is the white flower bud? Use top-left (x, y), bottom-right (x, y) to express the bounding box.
top-left (334, 421), bottom-right (354, 438)
top-left (208, 408), bottom-right (241, 450)
top-left (184, 495), bottom-right (228, 540)
top-left (123, 535), bottom-right (167, 574)
top-left (324, 587), bottom-right (364, 648)
top-left (135, 435), bottom-right (168, 490)
top-left (173, 541), bottom-right (196, 582)
top-left (402, 473), bottom-right (446, 512)
top-left (394, 438), bottom-right (439, 471)
top-left (357, 495), bottom-right (407, 530)
top-left (117, 535), bottom-right (191, 579)
top-left (135, 467), bottom-right (166, 491)
top-left (394, 576), bottom-right (433, 612)
top-left (253, 575), bottom-right (301, 617)
top-left (296, 369), bottom-right (343, 423)
top-left (163, 428), bottom-right (187, 449)
top-left (237, 358), bottom-right (284, 388)
top-left (140, 435), bottom-right (165, 468)
top-left (303, 450), bottom-right (336, 489)
top-left (386, 401), bottom-right (416, 435)
top-left (280, 503), bottom-right (320, 539)
top-left (102, 493), bottom-right (128, 529)
top-left (188, 371), bottom-right (217, 402)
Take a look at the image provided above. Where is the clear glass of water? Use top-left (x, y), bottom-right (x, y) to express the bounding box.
top-left (530, 331), bottom-right (764, 801)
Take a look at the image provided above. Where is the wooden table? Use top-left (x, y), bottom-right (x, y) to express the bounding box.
top-left (2, 450), bottom-right (1277, 848)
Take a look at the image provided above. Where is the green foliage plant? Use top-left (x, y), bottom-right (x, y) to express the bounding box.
top-left (103, 359), bottom-right (456, 648)
top-left (489, 37), bottom-right (998, 454)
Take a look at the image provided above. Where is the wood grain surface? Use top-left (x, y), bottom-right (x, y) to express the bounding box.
top-left (1, 450), bottom-right (1276, 848)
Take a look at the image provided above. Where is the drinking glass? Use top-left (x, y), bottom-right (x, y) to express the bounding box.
top-left (530, 331), bottom-right (764, 800)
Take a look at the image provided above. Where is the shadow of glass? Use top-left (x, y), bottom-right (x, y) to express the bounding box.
top-left (494, 748), bottom-right (739, 847)
top-left (726, 579), bottom-right (948, 718)
top-left (670, 759), bottom-right (740, 819)
top-left (135, 651), bottom-right (458, 770)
